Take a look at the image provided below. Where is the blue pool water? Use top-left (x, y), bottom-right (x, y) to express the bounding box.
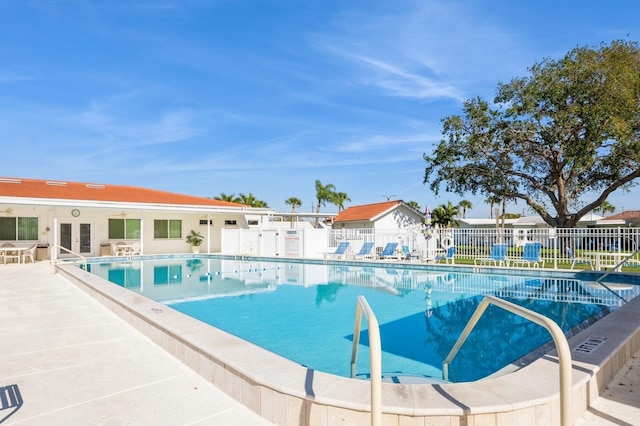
top-left (85, 257), bottom-right (639, 382)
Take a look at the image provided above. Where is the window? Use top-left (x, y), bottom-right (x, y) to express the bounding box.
top-left (0, 217), bottom-right (38, 240)
top-left (224, 220), bottom-right (237, 226)
top-left (108, 219), bottom-right (141, 240)
top-left (199, 219), bottom-right (213, 225)
top-left (154, 219), bottom-right (182, 239)
top-left (248, 220), bottom-right (259, 226)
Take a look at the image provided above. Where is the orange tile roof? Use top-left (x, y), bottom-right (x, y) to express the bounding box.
top-left (333, 200), bottom-right (402, 222)
top-left (600, 210), bottom-right (640, 221)
top-left (0, 176), bottom-right (244, 208)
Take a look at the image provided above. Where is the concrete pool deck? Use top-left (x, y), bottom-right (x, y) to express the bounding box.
top-left (2, 261), bottom-right (640, 425)
top-left (0, 262), bottom-right (272, 425)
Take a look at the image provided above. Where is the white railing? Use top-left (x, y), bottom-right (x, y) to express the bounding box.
top-left (220, 226), bottom-right (640, 268)
top-left (442, 295), bottom-right (573, 426)
top-left (351, 295), bottom-right (382, 426)
top-left (50, 245), bottom-right (87, 272)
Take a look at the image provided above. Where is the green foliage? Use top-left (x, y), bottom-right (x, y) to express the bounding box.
top-left (186, 230), bottom-right (204, 246)
top-left (407, 200), bottom-right (421, 211)
top-left (333, 192), bottom-right (351, 212)
top-left (458, 199), bottom-right (473, 218)
top-left (238, 193), bottom-right (268, 208)
top-left (214, 192), bottom-right (268, 207)
top-left (424, 40), bottom-right (640, 228)
top-left (431, 201), bottom-right (461, 228)
top-left (284, 197), bottom-right (303, 212)
top-left (213, 192), bottom-right (241, 203)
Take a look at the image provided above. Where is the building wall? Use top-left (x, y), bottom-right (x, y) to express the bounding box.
top-left (0, 204), bottom-right (252, 257)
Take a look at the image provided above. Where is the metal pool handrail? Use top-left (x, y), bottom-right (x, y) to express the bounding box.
top-left (49, 245), bottom-right (87, 272)
top-left (351, 295), bottom-right (382, 426)
top-left (442, 295), bottom-right (573, 426)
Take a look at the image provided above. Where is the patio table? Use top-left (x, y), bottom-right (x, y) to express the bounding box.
top-left (0, 246), bottom-right (29, 264)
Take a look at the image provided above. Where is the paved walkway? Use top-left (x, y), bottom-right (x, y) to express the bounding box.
top-left (576, 351), bottom-right (640, 425)
top-left (0, 262), bottom-right (272, 425)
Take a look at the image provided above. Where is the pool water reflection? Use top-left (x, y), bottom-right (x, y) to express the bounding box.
top-left (85, 257), bottom-right (638, 382)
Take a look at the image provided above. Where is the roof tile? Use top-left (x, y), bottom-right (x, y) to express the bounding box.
top-left (0, 177), bottom-right (244, 208)
top-left (333, 200), bottom-right (401, 222)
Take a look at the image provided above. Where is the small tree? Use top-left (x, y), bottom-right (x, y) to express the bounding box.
top-left (285, 197), bottom-right (303, 212)
top-left (431, 201), bottom-right (461, 228)
top-left (314, 180), bottom-right (337, 226)
top-left (333, 192), bottom-right (351, 212)
top-left (458, 199), bottom-right (473, 219)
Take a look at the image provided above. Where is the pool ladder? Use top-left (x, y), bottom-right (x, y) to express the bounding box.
top-left (443, 295), bottom-right (573, 426)
top-left (351, 296), bottom-right (382, 426)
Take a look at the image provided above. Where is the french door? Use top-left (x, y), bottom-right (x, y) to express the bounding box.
top-left (59, 221), bottom-right (92, 256)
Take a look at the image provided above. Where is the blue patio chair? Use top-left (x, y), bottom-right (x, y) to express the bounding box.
top-left (436, 246), bottom-right (456, 264)
top-left (354, 242), bottom-right (376, 260)
top-left (512, 242), bottom-right (544, 268)
top-left (566, 247), bottom-right (593, 270)
top-left (379, 242), bottom-right (400, 260)
top-left (325, 241), bottom-right (352, 259)
top-left (474, 243), bottom-right (509, 266)
top-left (325, 242), bottom-right (352, 260)
top-left (0, 384), bottom-right (23, 424)
top-left (401, 245), bottom-right (420, 261)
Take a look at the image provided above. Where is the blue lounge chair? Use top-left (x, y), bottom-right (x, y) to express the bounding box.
top-left (436, 246), bottom-right (456, 264)
top-left (566, 247), bottom-right (593, 270)
top-left (379, 242), bottom-right (400, 260)
top-left (325, 242), bottom-right (352, 259)
top-left (401, 245), bottom-right (419, 261)
top-left (474, 243), bottom-right (508, 266)
top-left (354, 242), bottom-right (376, 260)
top-left (512, 242), bottom-right (544, 268)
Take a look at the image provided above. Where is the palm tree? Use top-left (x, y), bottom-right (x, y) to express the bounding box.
top-left (431, 201), bottom-right (461, 228)
top-left (238, 193), bottom-right (269, 207)
top-left (595, 200), bottom-right (615, 217)
top-left (314, 180), bottom-right (337, 226)
top-left (407, 201), bottom-right (421, 211)
top-left (458, 199), bottom-right (473, 219)
top-left (332, 192), bottom-right (351, 212)
top-left (485, 195), bottom-right (502, 219)
top-left (214, 192), bottom-right (240, 203)
top-left (285, 197), bottom-right (303, 213)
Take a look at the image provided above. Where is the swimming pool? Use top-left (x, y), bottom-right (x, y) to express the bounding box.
top-left (84, 256), bottom-right (639, 383)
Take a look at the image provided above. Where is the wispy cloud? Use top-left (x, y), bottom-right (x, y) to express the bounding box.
top-left (0, 70), bottom-right (36, 83)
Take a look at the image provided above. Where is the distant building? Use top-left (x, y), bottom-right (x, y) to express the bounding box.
top-left (332, 200), bottom-right (425, 230)
top-left (597, 210), bottom-right (640, 227)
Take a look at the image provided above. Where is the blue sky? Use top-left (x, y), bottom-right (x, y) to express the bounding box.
top-left (1, 1), bottom-right (639, 217)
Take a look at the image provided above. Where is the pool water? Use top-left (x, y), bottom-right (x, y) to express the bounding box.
top-left (85, 257), bottom-right (638, 382)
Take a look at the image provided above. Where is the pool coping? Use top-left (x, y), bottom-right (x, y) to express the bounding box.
top-left (57, 260), bottom-right (640, 425)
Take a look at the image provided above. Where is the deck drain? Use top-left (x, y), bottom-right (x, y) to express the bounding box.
top-left (573, 336), bottom-right (607, 354)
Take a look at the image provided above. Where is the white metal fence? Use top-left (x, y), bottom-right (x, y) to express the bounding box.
top-left (436, 226), bottom-right (640, 269)
top-left (221, 226), bottom-right (640, 270)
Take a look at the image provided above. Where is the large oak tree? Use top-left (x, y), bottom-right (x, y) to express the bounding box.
top-left (424, 40), bottom-right (640, 228)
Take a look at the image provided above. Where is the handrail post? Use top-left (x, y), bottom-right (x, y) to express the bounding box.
top-left (442, 295), bottom-right (573, 426)
top-left (351, 295), bottom-right (382, 426)
top-left (49, 245), bottom-right (87, 272)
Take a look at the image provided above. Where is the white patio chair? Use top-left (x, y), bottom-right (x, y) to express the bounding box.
top-left (22, 244), bottom-right (37, 263)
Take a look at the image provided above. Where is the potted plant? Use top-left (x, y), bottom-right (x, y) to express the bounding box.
top-left (186, 230), bottom-right (204, 253)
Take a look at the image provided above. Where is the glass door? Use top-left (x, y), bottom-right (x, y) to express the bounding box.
top-left (59, 222), bottom-right (92, 256)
